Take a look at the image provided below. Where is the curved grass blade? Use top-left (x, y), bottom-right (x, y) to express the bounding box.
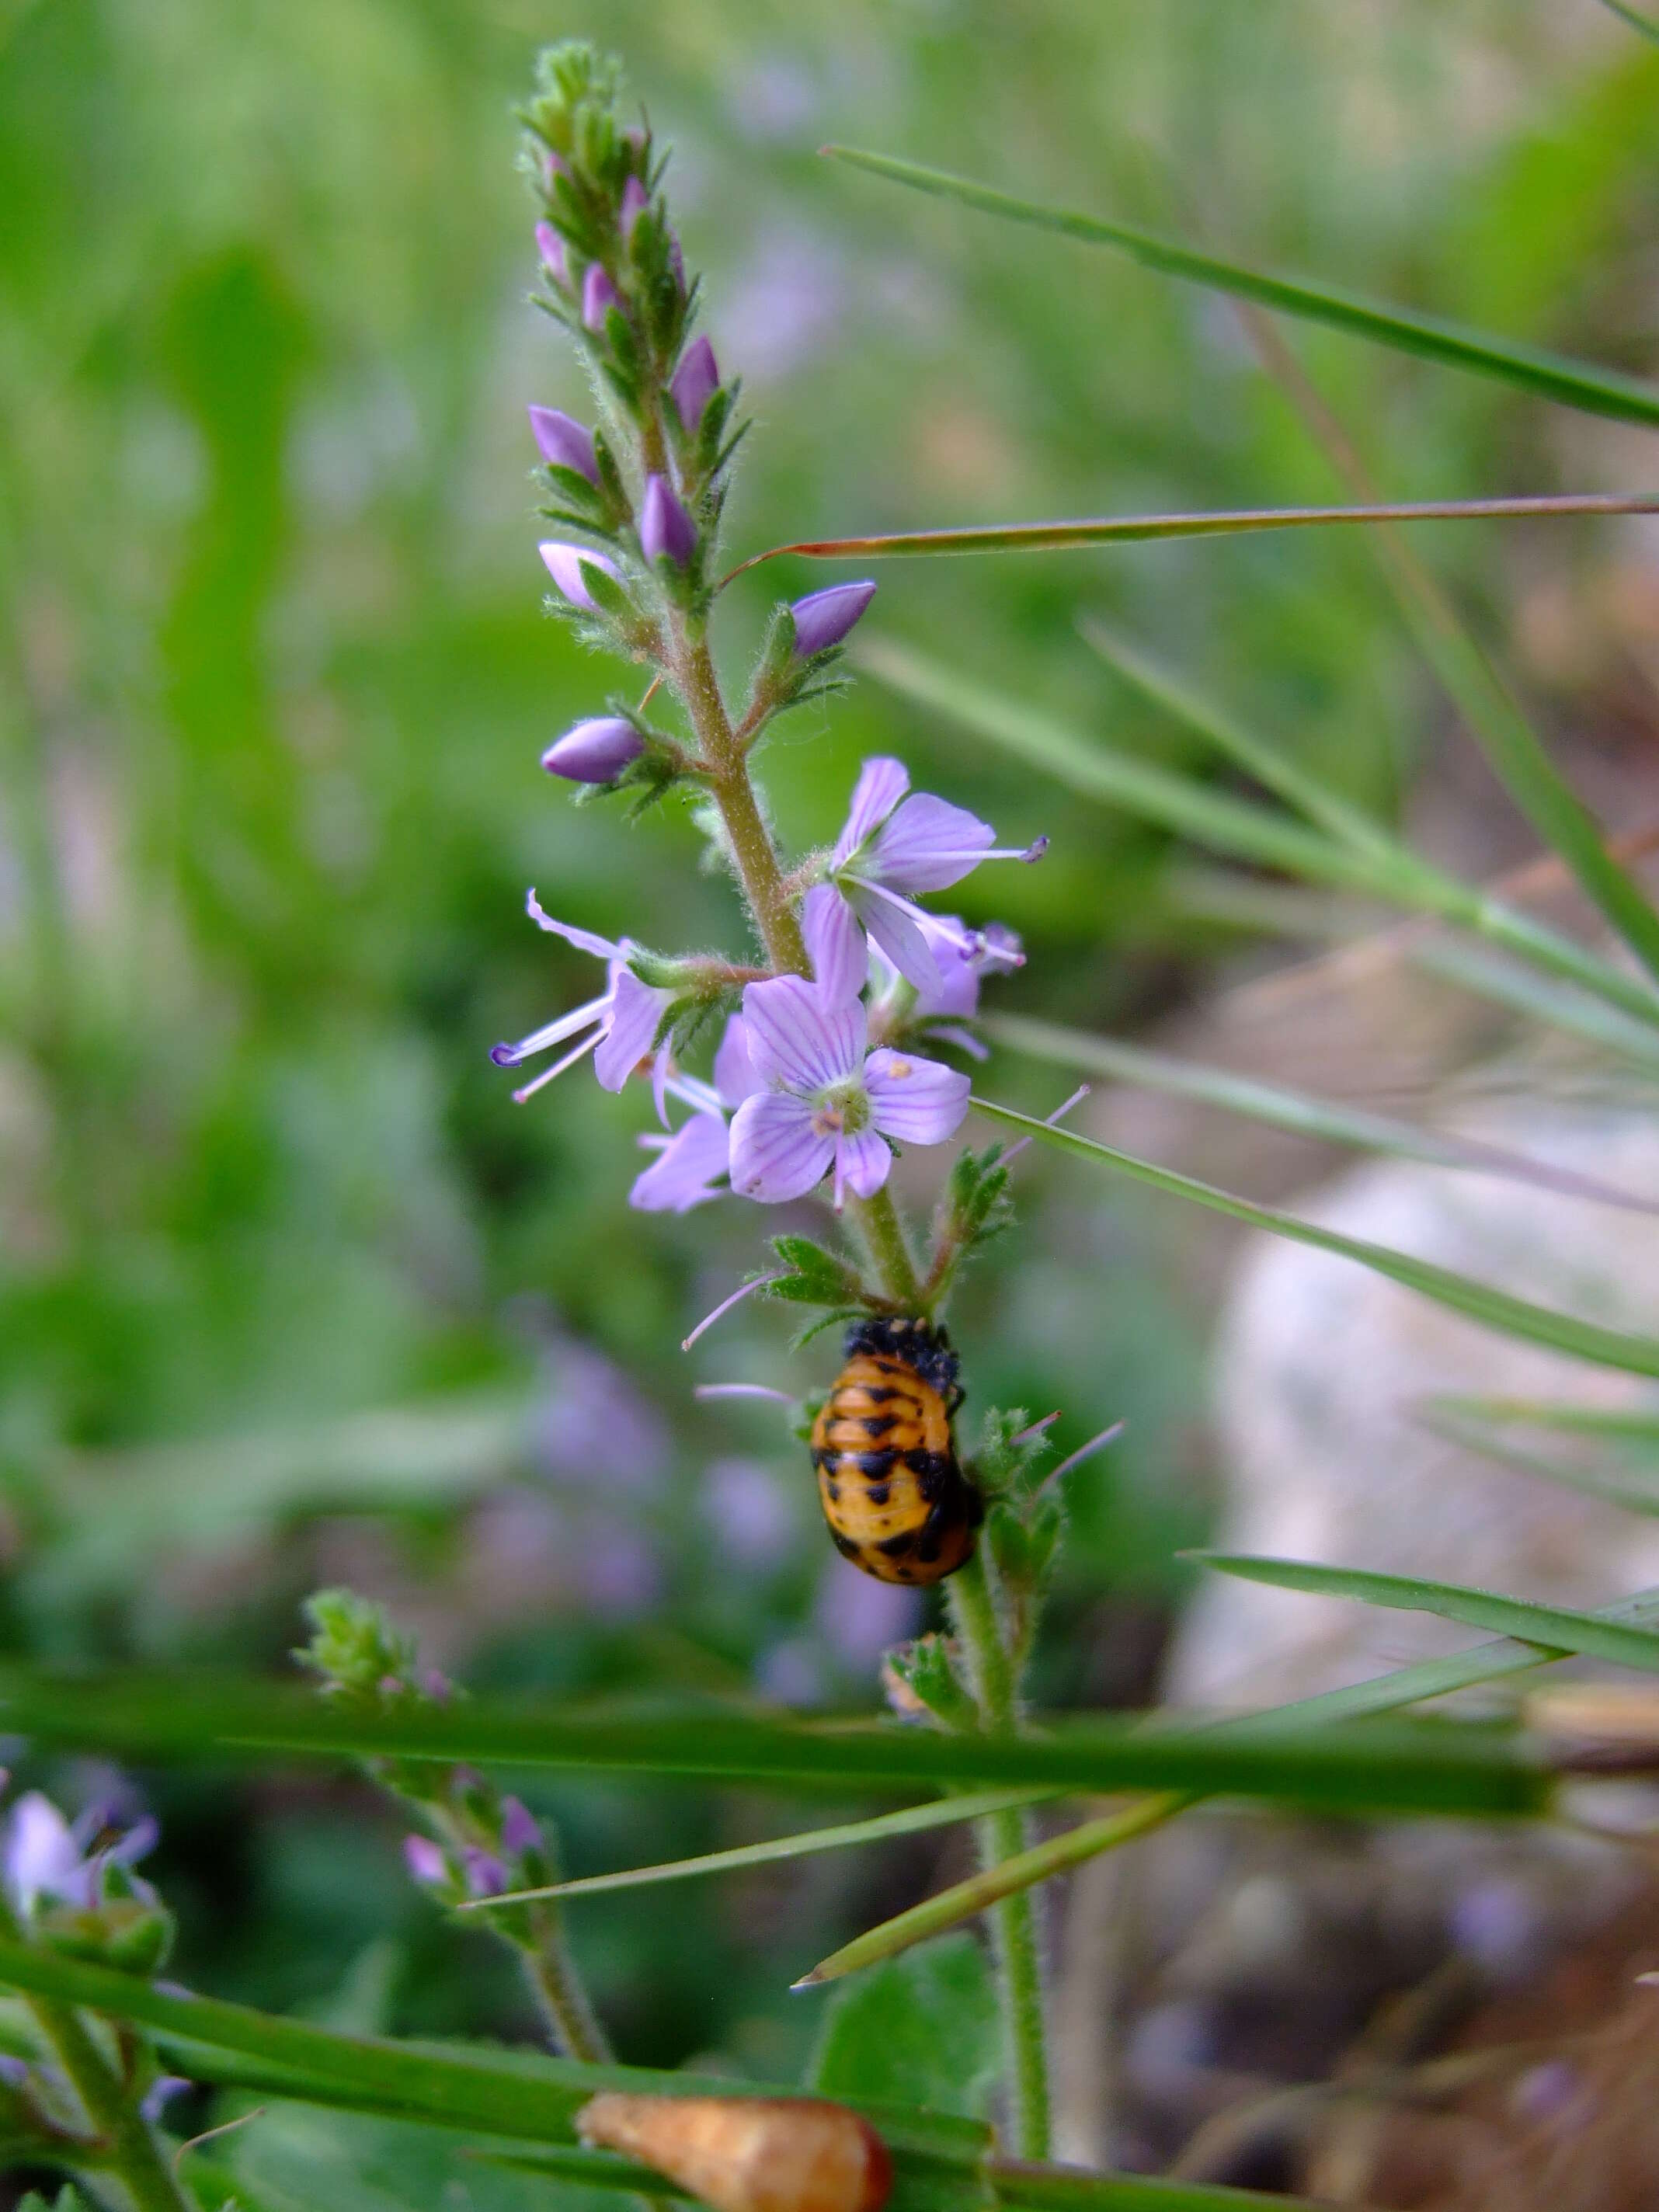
top-left (983, 1013), bottom-right (1659, 1214)
top-left (1598, 0), bottom-right (1659, 40)
top-left (1190, 1554), bottom-right (1659, 1672)
top-left (1423, 1396), bottom-right (1659, 1443)
top-left (863, 637), bottom-right (1659, 1032)
top-left (1414, 1401), bottom-right (1659, 1517)
top-left (795, 1580), bottom-right (1659, 1986)
top-left (463, 1786), bottom-right (1059, 1908)
top-left (725, 494), bottom-right (1659, 583)
top-left (1080, 619), bottom-right (1659, 993)
top-left (822, 147), bottom-right (1659, 430)
top-left (0, 1668), bottom-right (1544, 1815)
top-left (968, 1097), bottom-right (1659, 1379)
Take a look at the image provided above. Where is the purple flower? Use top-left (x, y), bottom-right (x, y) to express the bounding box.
top-left (813, 757), bottom-right (1045, 997)
top-left (535, 221), bottom-right (567, 284)
top-left (670, 337), bottom-right (719, 432)
top-left (527, 405), bottom-right (598, 483)
top-left (729, 976), bottom-right (969, 1206)
top-left (640, 475), bottom-right (696, 568)
top-left (500, 1796), bottom-right (541, 1857)
top-left (542, 716), bottom-right (644, 784)
top-left (462, 1846), bottom-right (509, 1899)
top-left (3, 1792), bottom-right (158, 1912)
top-left (582, 263), bottom-right (620, 331)
top-left (490, 894), bottom-right (673, 1109)
top-left (789, 581), bottom-right (876, 658)
top-left (403, 1834), bottom-right (448, 1889)
top-left (538, 540), bottom-right (621, 611)
top-left (869, 916), bottom-right (1024, 1056)
top-left (629, 1014), bottom-right (763, 1213)
top-left (620, 176), bottom-right (649, 237)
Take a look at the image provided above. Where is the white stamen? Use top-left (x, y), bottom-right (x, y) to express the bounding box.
top-left (682, 1271), bottom-right (782, 1352)
top-left (1003, 1084), bottom-right (1091, 1163)
top-left (512, 1027), bottom-right (601, 1103)
top-left (1010, 1411), bottom-right (1061, 1447)
top-left (695, 1382), bottom-right (794, 1404)
top-left (1036, 1419), bottom-right (1127, 1496)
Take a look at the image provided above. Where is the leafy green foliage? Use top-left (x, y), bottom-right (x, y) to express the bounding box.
top-left (809, 1936), bottom-right (1000, 2119)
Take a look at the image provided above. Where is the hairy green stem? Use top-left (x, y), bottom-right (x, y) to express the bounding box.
top-left (948, 1551), bottom-right (1052, 2161)
top-left (0, 1895), bottom-right (193, 2212)
top-left (853, 1180), bottom-right (923, 1309)
top-left (520, 1915), bottom-right (612, 2063)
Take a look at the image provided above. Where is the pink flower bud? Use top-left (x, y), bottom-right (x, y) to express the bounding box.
top-left (538, 541), bottom-right (622, 611)
top-left (640, 475), bottom-right (696, 568)
top-left (670, 336), bottom-right (719, 433)
top-left (534, 221), bottom-right (566, 285)
top-left (789, 580), bottom-right (877, 657)
top-left (541, 716), bottom-right (645, 784)
top-left (582, 263), bottom-right (620, 331)
top-left (621, 176), bottom-right (649, 237)
top-left (527, 405), bottom-right (598, 483)
top-left (403, 1835), bottom-right (447, 1888)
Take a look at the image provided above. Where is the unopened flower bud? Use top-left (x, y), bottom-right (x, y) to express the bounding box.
top-left (541, 148), bottom-right (569, 190)
top-left (462, 1846), bottom-right (509, 1899)
top-left (582, 263), bottom-right (620, 331)
top-left (500, 1796), bottom-right (541, 1856)
top-left (535, 221), bottom-right (567, 285)
top-left (641, 475), bottom-right (696, 568)
top-left (620, 176), bottom-right (649, 237)
top-left (789, 580), bottom-right (877, 657)
top-left (539, 541), bottom-right (622, 610)
top-left (528, 405), bottom-right (599, 483)
top-left (403, 1835), bottom-right (447, 1888)
top-left (670, 337), bottom-right (719, 433)
top-left (542, 716), bottom-right (644, 784)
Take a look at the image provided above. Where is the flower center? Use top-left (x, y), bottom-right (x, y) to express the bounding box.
top-left (812, 1078), bottom-right (869, 1138)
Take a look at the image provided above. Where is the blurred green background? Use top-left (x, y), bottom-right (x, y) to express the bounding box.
top-left (1, 0), bottom-right (1654, 2094)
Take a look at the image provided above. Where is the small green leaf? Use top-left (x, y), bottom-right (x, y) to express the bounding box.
top-left (822, 146), bottom-right (1659, 429)
top-left (808, 1935), bottom-right (1000, 2120)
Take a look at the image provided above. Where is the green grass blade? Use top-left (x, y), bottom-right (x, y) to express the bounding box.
top-left (1080, 618), bottom-right (1659, 994)
top-left (1423, 1396), bottom-right (1659, 1444)
top-left (1414, 1403), bottom-right (1659, 1517)
top-left (986, 2159), bottom-right (1334, 2212)
top-left (466, 1788), bottom-right (1060, 1907)
top-left (0, 1668), bottom-right (1544, 1815)
top-left (969, 1097), bottom-right (1659, 1378)
top-left (823, 147), bottom-right (1659, 430)
top-left (863, 637), bottom-right (1659, 1031)
top-left (1412, 940), bottom-right (1659, 1070)
top-left (983, 1012), bottom-right (1659, 1213)
top-left (1598, 0), bottom-right (1659, 42)
top-left (1191, 1554), bottom-right (1659, 1671)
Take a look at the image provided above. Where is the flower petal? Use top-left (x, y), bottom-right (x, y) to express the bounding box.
top-left (713, 1014), bottom-right (764, 1108)
top-left (801, 884), bottom-right (868, 1007)
top-left (594, 969), bottom-right (663, 1091)
top-left (837, 1127), bottom-right (892, 1202)
top-left (729, 1093), bottom-right (835, 1202)
top-left (629, 1114), bottom-right (731, 1213)
top-left (865, 791), bottom-right (996, 893)
top-left (864, 1047), bottom-right (972, 1146)
top-left (843, 882), bottom-right (942, 998)
top-left (524, 892), bottom-right (624, 963)
top-left (832, 756), bottom-right (909, 865)
top-left (741, 976), bottom-right (865, 1095)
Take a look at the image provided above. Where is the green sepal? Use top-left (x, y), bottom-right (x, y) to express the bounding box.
top-left (788, 1306), bottom-right (867, 1351)
top-left (986, 1497), bottom-right (1063, 1598)
top-left (296, 1588), bottom-right (415, 1697)
top-left (35, 1894), bottom-right (174, 1977)
top-left (539, 462), bottom-right (609, 519)
top-left (766, 1234), bottom-right (868, 1309)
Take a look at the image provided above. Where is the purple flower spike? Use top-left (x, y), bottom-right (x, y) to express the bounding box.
top-left (582, 263), bottom-right (620, 331)
top-left (670, 337), bottom-right (719, 433)
top-left (728, 976), bottom-right (969, 1207)
top-left (538, 540), bottom-right (621, 611)
top-left (621, 176), bottom-right (649, 236)
top-left (543, 717), bottom-right (644, 784)
top-left (641, 475), bottom-right (697, 568)
top-left (527, 405), bottom-right (598, 484)
top-left (534, 221), bottom-right (567, 285)
top-left (403, 1835), bottom-right (447, 1888)
top-left (789, 581), bottom-right (877, 658)
top-left (500, 1796), bottom-right (541, 1856)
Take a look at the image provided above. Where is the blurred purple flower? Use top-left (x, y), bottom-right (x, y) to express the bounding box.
top-left (670, 337), bottom-right (719, 433)
top-left (729, 976), bottom-right (969, 1205)
top-left (582, 264), bottom-right (620, 331)
top-left (702, 1456), bottom-right (798, 1571)
top-left (3, 1791), bottom-right (158, 1913)
top-left (788, 581), bottom-right (876, 658)
top-left (462, 1846), bottom-right (509, 1899)
top-left (535, 1334), bottom-right (670, 1493)
top-left (813, 1557), bottom-right (920, 1668)
top-left (500, 1797), bottom-right (540, 1857)
top-left (629, 1015), bottom-right (763, 1214)
top-left (814, 757), bottom-right (1045, 997)
top-left (542, 717), bottom-right (643, 785)
top-left (140, 2075), bottom-right (190, 2123)
top-left (621, 176), bottom-right (649, 237)
top-left (535, 221), bottom-right (567, 285)
top-left (538, 540), bottom-right (621, 612)
top-left (489, 894), bottom-right (671, 1108)
top-left (582, 1523), bottom-right (662, 1616)
top-left (641, 475), bottom-right (696, 568)
top-left (528, 405), bottom-right (598, 483)
top-left (403, 1834), bottom-right (447, 1889)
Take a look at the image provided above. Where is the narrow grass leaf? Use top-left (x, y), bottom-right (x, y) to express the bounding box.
top-left (1414, 1403), bottom-right (1659, 1517)
top-left (985, 2158), bottom-right (1327, 2212)
top-left (822, 147), bottom-right (1659, 429)
top-left (864, 637), bottom-right (1659, 1031)
top-left (1597, 0), bottom-right (1659, 41)
top-left (467, 1787), bottom-right (1059, 1906)
top-left (968, 1097), bottom-right (1659, 1378)
top-left (983, 1013), bottom-right (1659, 1213)
top-left (1191, 1554), bottom-right (1659, 1672)
top-left (1423, 1396), bottom-right (1659, 1443)
top-left (0, 1668), bottom-right (1544, 1814)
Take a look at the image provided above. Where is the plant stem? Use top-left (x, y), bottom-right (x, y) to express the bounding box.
top-left (520, 1915), bottom-right (612, 2063)
top-left (948, 1550), bottom-right (1052, 2162)
top-left (852, 1181), bottom-right (923, 1309)
top-left (0, 1897), bottom-right (193, 2212)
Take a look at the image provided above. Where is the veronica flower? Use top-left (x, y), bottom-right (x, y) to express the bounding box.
top-left (527, 405), bottom-right (598, 483)
top-left (2, 1791), bottom-right (159, 1912)
top-left (490, 894), bottom-right (673, 1109)
top-left (539, 540), bottom-right (621, 611)
top-left (808, 758), bottom-right (1045, 1000)
top-left (535, 221), bottom-right (567, 285)
top-left (870, 918), bottom-right (1024, 1058)
top-left (630, 1015), bottom-right (763, 1213)
top-left (729, 976), bottom-right (969, 1206)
